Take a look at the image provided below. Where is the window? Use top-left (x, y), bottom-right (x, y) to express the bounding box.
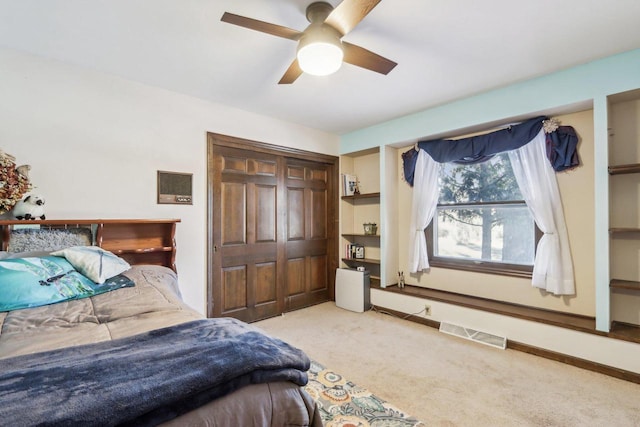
top-left (425, 152), bottom-right (540, 278)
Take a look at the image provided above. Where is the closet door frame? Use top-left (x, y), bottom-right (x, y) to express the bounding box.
top-left (207, 132), bottom-right (339, 320)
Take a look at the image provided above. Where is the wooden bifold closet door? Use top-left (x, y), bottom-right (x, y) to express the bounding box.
top-left (207, 133), bottom-right (338, 323)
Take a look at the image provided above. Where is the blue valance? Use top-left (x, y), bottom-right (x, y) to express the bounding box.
top-left (402, 116), bottom-right (579, 186)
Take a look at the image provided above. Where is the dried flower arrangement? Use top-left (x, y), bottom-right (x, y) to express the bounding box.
top-left (0, 149), bottom-right (32, 214)
top-left (542, 118), bottom-right (560, 134)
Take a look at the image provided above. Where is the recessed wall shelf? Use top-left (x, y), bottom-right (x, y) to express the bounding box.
top-left (341, 192), bottom-right (380, 201)
top-left (340, 149), bottom-right (382, 288)
top-left (607, 89), bottom-right (640, 333)
top-left (610, 228), bottom-right (640, 234)
top-left (342, 257), bottom-right (381, 265)
top-left (610, 279), bottom-right (640, 291)
top-left (608, 163), bottom-right (640, 175)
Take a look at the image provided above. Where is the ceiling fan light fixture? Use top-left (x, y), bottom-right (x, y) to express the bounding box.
top-left (296, 25), bottom-right (343, 76)
top-left (298, 42), bottom-right (343, 76)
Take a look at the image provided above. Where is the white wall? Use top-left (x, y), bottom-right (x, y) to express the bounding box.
top-left (0, 48), bottom-right (340, 314)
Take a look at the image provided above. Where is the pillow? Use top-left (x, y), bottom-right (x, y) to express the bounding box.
top-left (0, 256), bottom-right (134, 312)
top-left (51, 246), bottom-right (131, 284)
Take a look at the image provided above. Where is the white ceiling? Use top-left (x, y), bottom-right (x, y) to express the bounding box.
top-left (1, 0), bottom-right (640, 135)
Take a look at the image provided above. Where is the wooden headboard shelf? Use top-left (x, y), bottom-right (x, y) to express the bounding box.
top-left (0, 219), bottom-right (181, 272)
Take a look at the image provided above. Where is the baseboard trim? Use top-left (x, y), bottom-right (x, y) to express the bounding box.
top-left (506, 341), bottom-right (640, 384)
top-left (371, 304), bottom-right (640, 385)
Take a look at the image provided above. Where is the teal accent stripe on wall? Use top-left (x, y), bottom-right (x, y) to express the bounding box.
top-left (340, 48), bottom-right (640, 152)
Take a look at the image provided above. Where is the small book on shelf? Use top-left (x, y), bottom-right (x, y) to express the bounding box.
top-left (345, 243), bottom-right (364, 259)
top-left (342, 174), bottom-right (358, 196)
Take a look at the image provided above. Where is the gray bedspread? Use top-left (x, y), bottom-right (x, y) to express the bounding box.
top-left (0, 265), bottom-right (204, 360)
top-left (0, 317), bottom-right (310, 426)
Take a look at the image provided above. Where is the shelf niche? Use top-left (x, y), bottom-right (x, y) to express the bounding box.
top-left (340, 148), bottom-right (381, 287)
top-left (607, 88), bottom-right (640, 328)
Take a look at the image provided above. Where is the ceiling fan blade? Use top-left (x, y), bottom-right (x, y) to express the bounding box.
top-left (342, 41), bottom-right (397, 75)
top-left (221, 12), bottom-right (303, 41)
top-left (325, 0), bottom-right (382, 36)
top-left (278, 59), bottom-right (304, 84)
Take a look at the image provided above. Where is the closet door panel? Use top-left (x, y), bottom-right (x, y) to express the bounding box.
top-left (221, 182), bottom-right (246, 245)
top-left (211, 146), bottom-right (279, 322)
top-left (285, 160), bottom-right (331, 311)
top-left (287, 188), bottom-right (305, 241)
top-left (255, 185), bottom-right (277, 243)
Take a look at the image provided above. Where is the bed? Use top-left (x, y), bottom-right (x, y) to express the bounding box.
top-left (0, 219), bottom-right (321, 426)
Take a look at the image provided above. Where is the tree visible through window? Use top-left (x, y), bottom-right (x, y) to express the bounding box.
top-left (426, 152), bottom-right (539, 277)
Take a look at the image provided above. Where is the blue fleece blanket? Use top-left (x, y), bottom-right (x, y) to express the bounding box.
top-left (0, 318), bottom-right (310, 426)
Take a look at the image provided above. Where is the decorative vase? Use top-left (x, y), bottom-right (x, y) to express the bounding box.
top-left (363, 223), bottom-right (377, 235)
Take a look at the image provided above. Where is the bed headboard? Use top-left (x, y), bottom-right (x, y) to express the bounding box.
top-left (0, 219), bottom-right (181, 272)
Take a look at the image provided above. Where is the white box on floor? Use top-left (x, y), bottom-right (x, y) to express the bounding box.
top-left (335, 268), bottom-right (370, 313)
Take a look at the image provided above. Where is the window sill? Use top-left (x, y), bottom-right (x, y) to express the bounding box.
top-left (372, 283), bottom-right (640, 344)
top-left (429, 258), bottom-right (533, 279)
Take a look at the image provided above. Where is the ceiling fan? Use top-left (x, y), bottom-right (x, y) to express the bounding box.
top-left (221, 0), bottom-right (397, 84)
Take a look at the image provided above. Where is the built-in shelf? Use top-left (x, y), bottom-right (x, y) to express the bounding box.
top-left (341, 150), bottom-right (382, 286)
top-left (108, 246), bottom-right (174, 254)
top-left (341, 233), bottom-right (380, 239)
top-left (610, 228), bottom-right (640, 234)
top-left (341, 257), bottom-right (380, 265)
top-left (610, 279), bottom-right (640, 291)
top-left (341, 192), bottom-right (380, 201)
top-left (607, 92), bottom-right (640, 336)
top-left (608, 163), bottom-right (640, 175)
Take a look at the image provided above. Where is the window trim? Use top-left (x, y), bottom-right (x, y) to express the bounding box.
top-left (425, 200), bottom-right (542, 279)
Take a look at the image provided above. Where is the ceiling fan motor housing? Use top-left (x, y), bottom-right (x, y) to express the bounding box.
top-left (305, 2), bottom-right (334, 24)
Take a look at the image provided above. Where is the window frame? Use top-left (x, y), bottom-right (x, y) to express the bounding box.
top-left (425, 200), bottom-right (543, 279)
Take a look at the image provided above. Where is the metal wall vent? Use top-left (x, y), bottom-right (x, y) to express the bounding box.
top-left (439, 321), bottom-right (507, 350)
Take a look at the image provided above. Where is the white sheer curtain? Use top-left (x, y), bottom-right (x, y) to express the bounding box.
top-left (508, 129), bottom-right (575, 295)
top-left (408, 150), bottom-right (441, 273)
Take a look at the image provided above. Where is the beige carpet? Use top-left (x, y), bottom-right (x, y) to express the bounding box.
top-left (255, 302), bottom-right (640, 427)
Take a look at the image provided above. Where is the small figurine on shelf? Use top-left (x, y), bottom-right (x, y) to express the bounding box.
top-left (353, 179), bottom-right (360, 195)
top-left (398, 271), bottom-right (405, 288)
top-left (12, 194), bottom-right (46, 220)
